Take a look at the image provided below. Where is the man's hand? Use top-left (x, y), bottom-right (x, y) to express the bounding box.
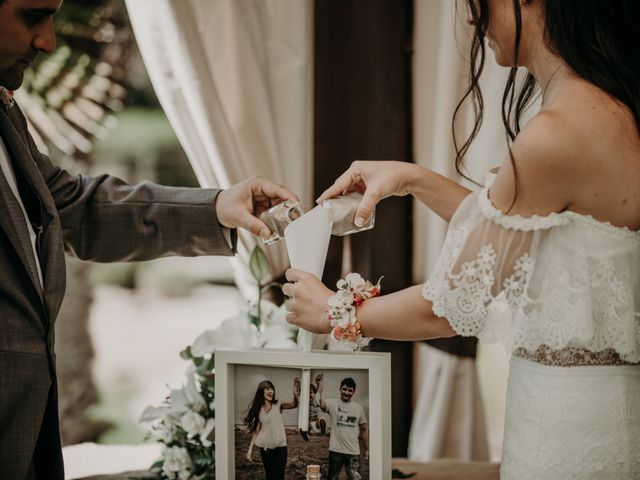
top-left (216, 177), bottom-right (299, 239)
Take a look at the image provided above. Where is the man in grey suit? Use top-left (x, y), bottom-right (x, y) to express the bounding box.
top-left (0, 1), bottom-right (299, 478)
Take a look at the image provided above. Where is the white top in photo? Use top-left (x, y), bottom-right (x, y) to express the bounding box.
top-left (255, 400), bottom-right (287, 449)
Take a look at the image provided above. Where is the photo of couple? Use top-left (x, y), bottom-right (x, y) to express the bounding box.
top-left (234, 366), bottom-right (370, 480)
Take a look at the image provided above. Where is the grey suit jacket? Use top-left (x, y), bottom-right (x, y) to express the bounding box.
top-left (0, 102), bottom-right (236, 479)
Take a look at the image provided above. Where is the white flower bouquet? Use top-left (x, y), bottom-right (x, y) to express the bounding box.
top-left (140, 247), bottom-right (298, 479)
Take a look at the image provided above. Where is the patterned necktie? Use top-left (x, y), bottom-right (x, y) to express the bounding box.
top-left (0, 161), bottom-right (42, 292)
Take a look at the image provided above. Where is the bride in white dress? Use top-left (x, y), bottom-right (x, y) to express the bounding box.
top-left (282, 0), bottom-right (640, 478)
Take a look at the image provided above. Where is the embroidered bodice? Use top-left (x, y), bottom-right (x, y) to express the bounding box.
top-left (423, 178), bottom-right (640, 366)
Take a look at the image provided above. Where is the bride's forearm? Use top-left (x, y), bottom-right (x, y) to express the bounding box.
top-left (357, 285), bottom-right (457, 341)
top-left (406, 165), bottom-right (471, 222)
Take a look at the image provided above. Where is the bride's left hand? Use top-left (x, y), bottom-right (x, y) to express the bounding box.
top-left (283, 269), bottom-right (334, 334)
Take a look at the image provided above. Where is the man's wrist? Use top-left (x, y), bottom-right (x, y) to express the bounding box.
top-left (213, 189), bottom-right (231, 228)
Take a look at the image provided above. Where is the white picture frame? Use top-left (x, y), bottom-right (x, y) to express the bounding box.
top-left (215, 348), bottom-right (392, 480)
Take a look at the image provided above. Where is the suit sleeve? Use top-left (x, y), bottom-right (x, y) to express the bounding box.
top-left (11, 106), bottom-right (237, 262)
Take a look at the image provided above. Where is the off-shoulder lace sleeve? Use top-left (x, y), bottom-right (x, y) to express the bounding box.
top-left (423, 187), bottom-right (640, 362)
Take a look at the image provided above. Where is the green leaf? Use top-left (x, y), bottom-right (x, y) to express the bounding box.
top-left (248, 313), bottom-right (261, 329)
top-left (180, 346), bottom-right (196, 360)
top-left (248, 246), bottom-right (270, 284)
top-left (196, 360), bottom-right (211, 376)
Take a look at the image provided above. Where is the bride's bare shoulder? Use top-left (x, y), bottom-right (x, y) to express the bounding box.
top-left (489, 110), bottom-right (582, 216)
top-left (490, 84), bottom-right (640, 224)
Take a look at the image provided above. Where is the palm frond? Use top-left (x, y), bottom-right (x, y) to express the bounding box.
top-left (17, 0), bottom-right (132, 158)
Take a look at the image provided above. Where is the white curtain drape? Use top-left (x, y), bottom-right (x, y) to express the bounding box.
top-left (408, 343), bottom-right (489, 461)
top-left (410, 0), bottom-right (522, 462)
top-left (124, 0), bottom-right (313, 298)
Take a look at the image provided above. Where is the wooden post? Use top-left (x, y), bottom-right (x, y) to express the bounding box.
top-left (314, 0), bottom-right (414, 457)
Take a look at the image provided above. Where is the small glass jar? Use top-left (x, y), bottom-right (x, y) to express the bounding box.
top-left (259, 200), bottom-right (304, 245)
top-left (321, 191), bottom-right (375, 236)
top-left (305, 464), bottom-right (321, 480)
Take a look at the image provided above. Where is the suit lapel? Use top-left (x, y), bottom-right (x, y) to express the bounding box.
top-left (0, 114), bottom-right (44, 302)
top-left (0, 105), bottom-right (65, 323)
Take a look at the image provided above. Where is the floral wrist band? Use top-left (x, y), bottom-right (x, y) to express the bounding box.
top-left (327, 273), bottom-right (382, 351)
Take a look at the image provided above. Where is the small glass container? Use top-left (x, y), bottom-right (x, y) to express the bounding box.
top-left (259, 200), bottom-right (304, 245)
top-left (305, 464), bottom-right (321, 480)
top-left (321, 191), bottom-right (375, 236)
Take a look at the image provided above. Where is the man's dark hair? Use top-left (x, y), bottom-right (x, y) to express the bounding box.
top-left (340, 377), bottom-right (356, 390)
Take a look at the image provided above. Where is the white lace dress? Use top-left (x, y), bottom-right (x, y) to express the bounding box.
top-left (423, 178), bottom-right (640, 479)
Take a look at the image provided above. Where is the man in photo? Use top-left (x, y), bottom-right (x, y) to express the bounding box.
top-left (308, 372), bottom-right (326, 435)
top-left (319, 376), bottom-right (369, 480)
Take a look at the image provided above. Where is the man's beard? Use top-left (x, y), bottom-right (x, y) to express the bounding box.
top-left (0, 67), bottom-right (25, 90)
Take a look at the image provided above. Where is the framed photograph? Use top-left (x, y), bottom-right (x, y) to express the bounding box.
top-left (215, 348), bottom-right (392, 480)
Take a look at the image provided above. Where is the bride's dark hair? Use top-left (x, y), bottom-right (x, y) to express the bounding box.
top-left (243, 380), bottom-right (277, 434)
top-left (454, 0), bottom-right (640, 182)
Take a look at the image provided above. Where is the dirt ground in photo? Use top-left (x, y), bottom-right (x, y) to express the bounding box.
top-left (234, 427), bottom-right (370, 479)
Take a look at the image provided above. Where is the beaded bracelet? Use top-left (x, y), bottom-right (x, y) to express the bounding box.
top-left (327, 273), bottom-right (382, 351)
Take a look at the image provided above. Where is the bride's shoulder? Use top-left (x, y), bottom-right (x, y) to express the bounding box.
top-left (490, 91), bottom-right (640, 224)
top-left (488, 111), bottom-right (579, 217)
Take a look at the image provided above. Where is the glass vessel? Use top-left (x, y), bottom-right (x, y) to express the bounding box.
top-left (321, 191), bottom-right (375, 236)
top-left (259, 200), bottom-right (304, 245)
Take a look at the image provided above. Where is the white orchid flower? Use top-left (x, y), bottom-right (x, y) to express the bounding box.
top-left (261, 322), bottom-right (298, 349)
top-left (155, 422), bottom-right (175, 443)
top-left (344, 272), bottom-right (366, 289)
top-left (332, 305), bottom-right (356, 328)
top-left (180, 410), bottom-right (206, 439)
top-left (169, 374), bottom-right (206, 416)
top-left (162, 446), bottom-right (192, 479)
top-left (200, 417), bottom-right (216, 447)
top-left (327, 290), bottom-right (354, 308)
top-left (191, 300), bottom-right (297, 355)
top-left (139, 405), bottom-right (170, 423)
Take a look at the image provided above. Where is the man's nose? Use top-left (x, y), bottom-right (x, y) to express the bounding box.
top-left (32, 19), bottom-right (56, 54)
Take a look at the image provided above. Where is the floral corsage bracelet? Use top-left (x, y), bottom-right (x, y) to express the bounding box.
top-left (327, 272), bottom-right (382, 351)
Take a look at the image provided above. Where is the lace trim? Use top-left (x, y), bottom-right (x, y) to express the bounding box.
top-left (478, 188), bottom-right (640, 240)
top-left (563, 211), bottom-right (640, 241)
top-left (477, 188), bottom-right (570, 231)
top-left (422, 213), bottom-right (640, 363)
top-left (513, 345), bottom-right (639, 367)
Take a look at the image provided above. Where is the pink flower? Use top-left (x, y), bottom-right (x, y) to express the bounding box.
top-left (333, 327), bottom-right (343, 340)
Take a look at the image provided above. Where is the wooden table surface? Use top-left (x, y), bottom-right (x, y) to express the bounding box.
top-left (73, 459), bottom-right (500, 480)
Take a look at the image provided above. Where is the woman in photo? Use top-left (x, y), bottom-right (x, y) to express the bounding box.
top-left (244, 378), bottom-right (300, 480)
top-left (284, 0), bottom-right (640, 478)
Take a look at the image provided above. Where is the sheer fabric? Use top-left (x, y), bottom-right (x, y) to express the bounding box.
top-left (423, 185), bottom-right (640, 364)
top-left (423, 179), bottom-right (640, 478)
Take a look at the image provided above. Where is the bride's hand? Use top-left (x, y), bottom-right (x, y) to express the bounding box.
top-left (283, 269), bottom-right (334, 334)
top-left (317, 160), bottom-right (417, 227)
